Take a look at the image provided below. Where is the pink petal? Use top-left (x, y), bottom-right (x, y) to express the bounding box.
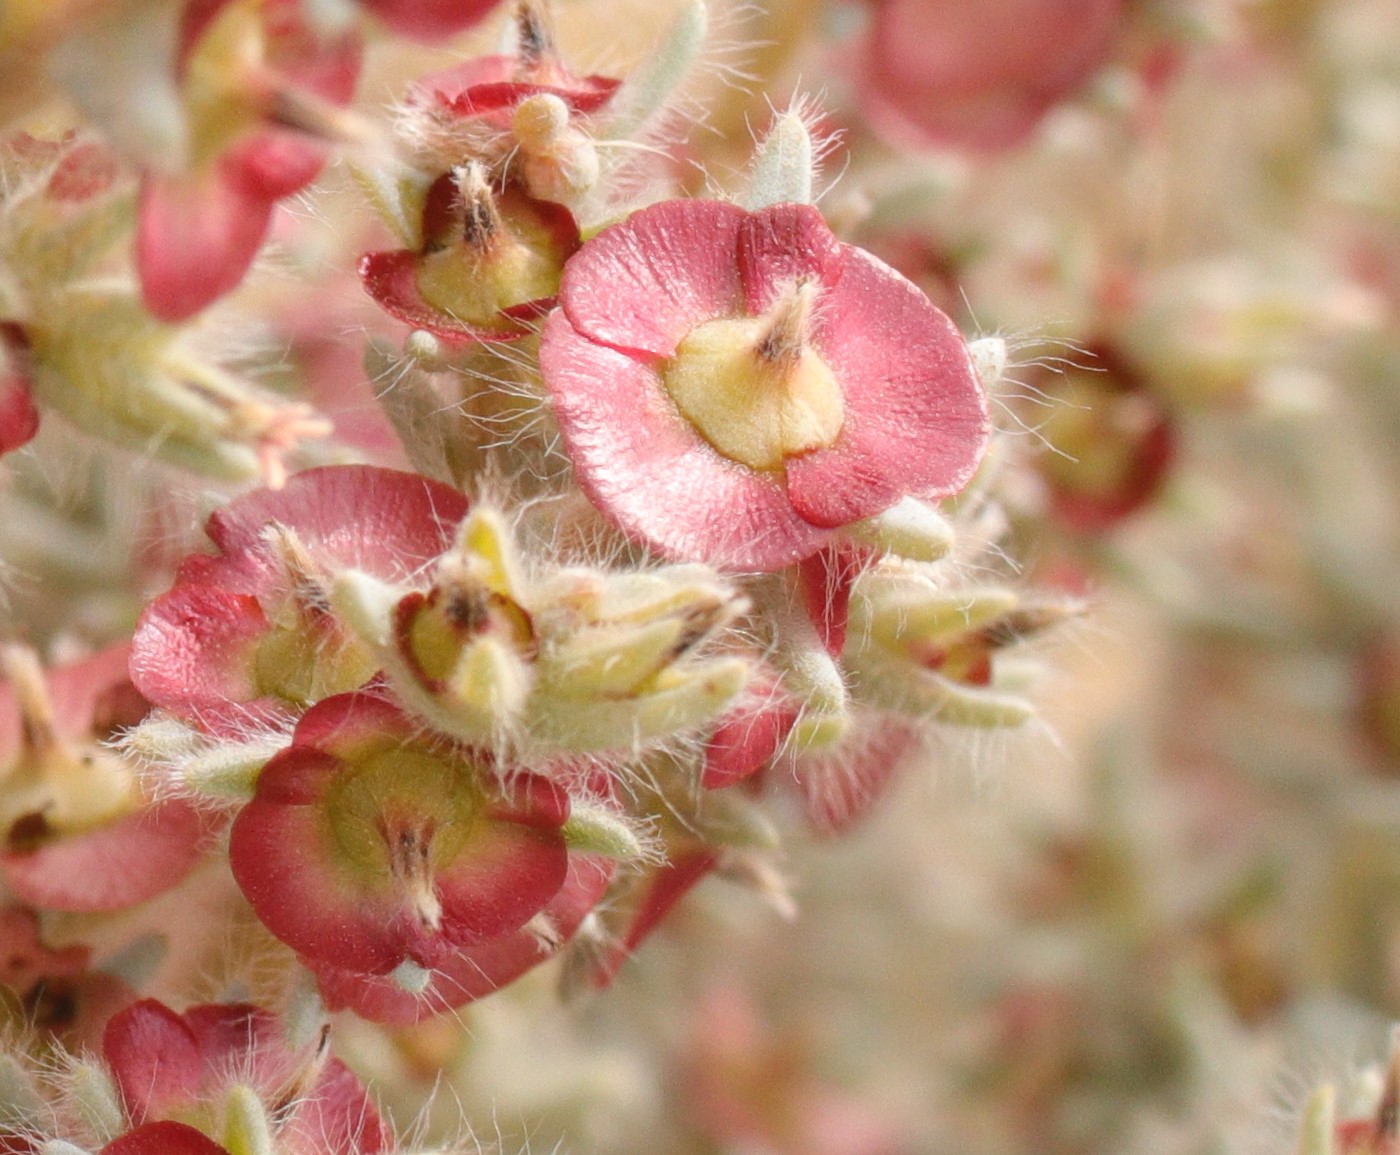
top-left (204, 465), bottom-right (468, 586)
top-left (429, 810), bottom-right (569, 954)
top-left (702, 669), bottom-right (798, 789)
top-left (443, 77), bottom-right (620, 116)
top-left (229, 750), bottom-right (406, 975)
top-left (540, 311), bottom-right (831, 570)
top-left (0, 325), bottom-right (39, 455)
top-left (0, 799), bottom-right (210, 912)
top-left (0, 644), bottom-right (144, 794)
top-left (410, 55), bottom-right (515, 102)
top-left (130, 583), bottom-right (268, 710)
top-left (181, 1001), bottom-right (279, 1070)
top-left (281, 1058), bottom-right (390, 1155)
top-left (102, 1123), bottom-right (228, 1155)
top-left (137, 166), bottom-right (273, 321)
top-left (558, 199), bottom-right (748, 358)
top-left (231, 702), bottom-right (568, 975)
top-left (411, 57), bottom-right (619, 115)
top-left (260, 0), bottom-right (361, 105)
top-left (224, 132), bottom-right (327, 203)
top-left (313, 856), bottom-right (613, 1024)
top-left (285, 690), bottom-right (413, 762)
top-left (786, 246), bottom-right (989, 527)
top-left (735, 203), bottom-right (845, 315)
top-left (104, 999), bottom-right (204, 1120)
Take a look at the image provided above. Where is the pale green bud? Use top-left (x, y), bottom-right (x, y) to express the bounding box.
top-left (1295, 1084), bottom-right (1336, 1155)
top-left (223, 1086), bottom-right (275, 1155)
top-left (741, 110), bottom-right (814, 211)
top-left (844, 497), bottom-right (955, 563)
top-left (600, 0), bottom-right (707, 139)
top-left (562, 800), bottom-right (651, 862)
top-left (68, 1062), bottom-right (124, 1145)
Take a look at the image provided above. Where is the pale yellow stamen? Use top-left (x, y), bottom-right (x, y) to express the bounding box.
top-left (661, 279), bottom-right (845, 472)
top-left (390, 825), bottom-right (443, 931)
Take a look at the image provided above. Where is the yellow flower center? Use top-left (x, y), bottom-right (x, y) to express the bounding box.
top-left (661, 280), bottom-right (845, 472)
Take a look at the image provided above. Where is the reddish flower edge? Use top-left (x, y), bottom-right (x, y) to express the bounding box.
top-left (411, 55), bottom-right (621, 116)
top-left (0, 324), bottom-right (39, 455)
top-left (590, 849), bottom-right (718, 988)
top-left (102, 1122), bottom-right (229, 1155)
top-left (313, 855), bottom-right (614, 1023)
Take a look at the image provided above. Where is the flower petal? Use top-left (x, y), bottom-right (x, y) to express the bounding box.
top-left (736, 203), bottom-right (844, 315)
top-left (0, 799), bottom-right (209, 912)
top-left (590, 849), bottom-right (716, 987)
top-left (558, 199), bottom-right (747, 358)
top-left (798, 543), bottom-right (867, 658)
top-left (205, 465), bottom-right (468, 585)
top-left (859, 0), bottom-right (1125, 151)
top-left (359, 249), bottom-right (536, 343)
top-left (357, 0), bottom-right (499, 39)
top-left (102, 1123), bottom-right (229, 1155)
top-left (137, 166), bottom-right (273, 321)
top-left (229, 749), bottom-right (405, 975)
top-left (786, 247), bottom-right (989, 527)
top-left (702, 668), bottom-right (798, 789)
top-left (131, 583), bottom-right (268, 710)
top-left (0, 325), bottom-right (39, 455)
top-left (788, 714), bottom-right (919, 835)
top-left (103, 999), bottom-right (204, 1121)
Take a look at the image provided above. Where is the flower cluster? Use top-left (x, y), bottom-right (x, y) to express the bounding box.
top-left (14, 0), bottom-right (1399, 1152)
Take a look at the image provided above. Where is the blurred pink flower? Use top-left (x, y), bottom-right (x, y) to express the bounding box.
top-left (857, 0), bottom-right (1126, 152)
top-left (137, 0), bottom-right (361, 320)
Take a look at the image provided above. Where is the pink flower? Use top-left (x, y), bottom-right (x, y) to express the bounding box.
top-left (857, 0), bottom-right (1127, 152)
top-left (360, 168), bottom-right (579, 344)
top-left (102, 998), bottom-right (388, 1155)
top-left (539, 200), bottom-right (989, 571)
top-left (228, 691), bottom-right (571, 976)
top-left (131, 465), bottom-right (468, 715)
top-left (137, 0), bottom-right (361, 321)
top-left (586, 847), bottom-right (719, 988)
top-left (1030, 342), bottom-right (1175, 532)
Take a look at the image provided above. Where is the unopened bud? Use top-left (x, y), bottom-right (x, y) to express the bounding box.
top-left (224, 1085), bottom-right (276, 1155)
top-left (740, 109), bottom-right (814, 211)
top-left (844, 497), bottom-right (955, 562)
